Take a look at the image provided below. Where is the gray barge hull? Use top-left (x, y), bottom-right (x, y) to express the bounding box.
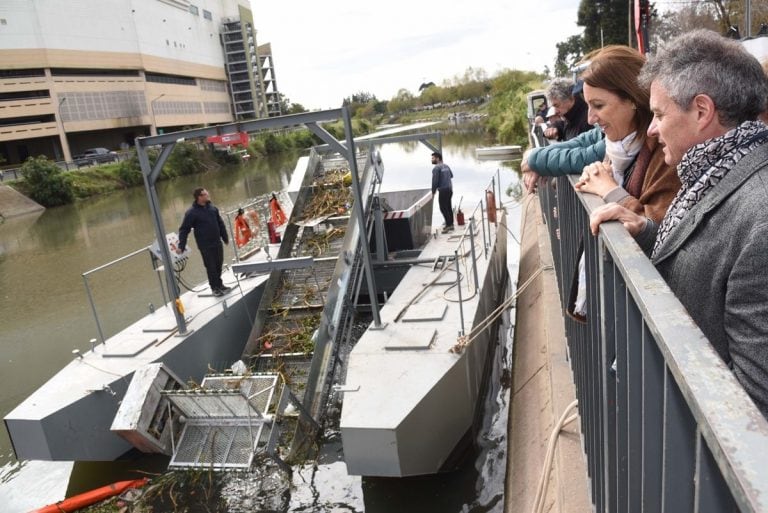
top-left (4, 272), bottom-right (266, 461)
top-left (341, 209), bottom-right (508, 477)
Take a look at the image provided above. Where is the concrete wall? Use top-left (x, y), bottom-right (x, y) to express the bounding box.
top-left (505, 196), bottom-right (591, 513)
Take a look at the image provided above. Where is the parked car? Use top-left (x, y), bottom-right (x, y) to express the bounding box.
top-left (73, 148), bottom-right (118, 167)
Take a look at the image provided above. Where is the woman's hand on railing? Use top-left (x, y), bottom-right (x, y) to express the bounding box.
top-left (574, 161), bottom-right (618, 198)
top-left (523, 170), bottom-right (542, 193)
top-left (589, 203), bottom-right (647, 236)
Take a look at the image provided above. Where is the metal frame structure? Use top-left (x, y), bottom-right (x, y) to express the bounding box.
top-left (135, 108), bottom-right (382, 336)
top-left (539, 175), bottom-right (768, 512)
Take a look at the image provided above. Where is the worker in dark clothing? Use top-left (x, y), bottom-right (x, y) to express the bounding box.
top-left (178, 187), bottom-right (230, 297)
top-left (431, 151), bottom-right (454, 233)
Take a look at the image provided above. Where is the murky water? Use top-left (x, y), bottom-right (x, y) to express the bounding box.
top-left (0, 127), bottom-right (522, 511)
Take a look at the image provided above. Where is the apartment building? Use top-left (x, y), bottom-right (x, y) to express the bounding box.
top-left (0, 0), bottom-right (280, 165)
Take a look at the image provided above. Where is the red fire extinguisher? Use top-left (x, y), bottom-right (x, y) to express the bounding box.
top-left (486, 190), bottom-right (497, 223)
top-left (455, 196), bottom-right (465, 226)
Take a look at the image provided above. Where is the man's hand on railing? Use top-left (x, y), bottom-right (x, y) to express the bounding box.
top-left (589, 203), bottom-right (647, 237)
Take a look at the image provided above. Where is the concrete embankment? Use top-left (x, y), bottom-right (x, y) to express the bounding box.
top-left (0, 185), bottom-right (44, 219)
top-left (505, 195), bottom-right (591, 513)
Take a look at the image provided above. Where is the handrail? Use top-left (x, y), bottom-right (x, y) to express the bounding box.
top-left (81, 245), bottom-right (167, 345)
top-left (538, 175), bottom-right (768, 513)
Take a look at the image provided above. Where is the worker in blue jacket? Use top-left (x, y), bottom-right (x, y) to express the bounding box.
top-left (178, 187), bottom-right (230, 297)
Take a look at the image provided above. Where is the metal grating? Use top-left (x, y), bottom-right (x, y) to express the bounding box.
top-left (165, 375), bottom-right (278, 469)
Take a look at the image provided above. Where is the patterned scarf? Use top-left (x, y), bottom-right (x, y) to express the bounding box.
top-left (652, 120), bottom-right (768, 258)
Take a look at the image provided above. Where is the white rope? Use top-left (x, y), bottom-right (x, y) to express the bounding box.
top-left (450, 264), bottom-right (553, 353)
top-left (532, 400), bottom-right (580, 513)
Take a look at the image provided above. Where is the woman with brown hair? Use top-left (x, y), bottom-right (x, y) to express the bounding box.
top-left (574, 45), bottom-right (679, 225)
top-left (534, 46), bottom-right (682, 321)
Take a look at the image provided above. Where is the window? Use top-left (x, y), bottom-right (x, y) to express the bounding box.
top-left (0, 90), bottom-right (50, 102)
top-left (50, 68), bottom-right (139, 77)
top-left (189, 4), bottom-right (198, 15)
top-left (0, 68), bottom-right (45, 79)
top-left (203, 9), bottom-right (212, 20)
top-left (145, 72), bottom-right (196, 86)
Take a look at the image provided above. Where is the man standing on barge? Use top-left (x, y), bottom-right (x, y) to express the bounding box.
top-left (178, 187), bottom-right (231, 297)
top-left (431, 151), bottom-right (454, 233)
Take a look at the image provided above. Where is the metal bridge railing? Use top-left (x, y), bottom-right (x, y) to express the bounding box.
top-left (538, 175), bottom-right (768, 513)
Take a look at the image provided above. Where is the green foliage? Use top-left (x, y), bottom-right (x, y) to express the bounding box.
top-left (20, 156), bottom-right (74, 207)
top-left (249, 129), bottom-right (317, 156)
top-left (552, 0), bottom-right (629, 76)
top-left (165, 142), bottom-right (206, 178)
top-left (212, 150), bottom-right (240, 165)
top-left (249, 138), bottom-right (267, 157)
top-left (385, 67), bottom-right (491, 116)
top-left (115, 149), bottom-right (152, 186)
top-left (67, 165), bottom-right (127, 198)
top-left (262, 133), bottom-right (288, 155)
top-left (289, 129), bottom-right (317, 148)
top-left (577, 0), bottom-right (629, 51)
top-left (387, 89), bottom-right (416, 114)
top-left (555, 35), bottom-right (587, 77)
top-left (486, 70), bottom-right (545, 146)
top-left (277, 92), bottom-right (308, 115)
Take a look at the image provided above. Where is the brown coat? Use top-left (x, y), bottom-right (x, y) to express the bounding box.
top-left (617, 137), bottom-right (680, 224)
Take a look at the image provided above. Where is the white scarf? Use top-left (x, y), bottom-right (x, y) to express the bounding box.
top-left (604, 131), bottom-right (642, 185)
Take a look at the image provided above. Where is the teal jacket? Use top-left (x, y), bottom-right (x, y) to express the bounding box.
top-left (528, 126), bottom-right (605, 176)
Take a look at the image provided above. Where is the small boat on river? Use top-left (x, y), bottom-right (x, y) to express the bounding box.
top-left (475, 144), bottom-right (522, 159)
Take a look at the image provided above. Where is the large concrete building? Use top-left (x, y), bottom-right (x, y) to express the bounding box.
top-left (0, 0), bottom-right (281, 165)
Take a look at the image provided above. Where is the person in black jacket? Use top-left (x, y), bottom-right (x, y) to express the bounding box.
top-left (544, 77), bottom-right (592, 141)
top-left (431, 151), bottom-right (454, 233)
top-left (178, 187), bottom-right (230, 297)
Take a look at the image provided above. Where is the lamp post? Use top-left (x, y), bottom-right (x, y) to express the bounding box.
top-left (150, 94), bottom-right (165, 136)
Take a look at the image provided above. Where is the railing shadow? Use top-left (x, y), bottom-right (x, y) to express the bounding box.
top-left (539, 175), bottom-right (768, 513)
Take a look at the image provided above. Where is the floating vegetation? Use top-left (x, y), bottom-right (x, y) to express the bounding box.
top-left (256, 313), bottom-right (321, 356)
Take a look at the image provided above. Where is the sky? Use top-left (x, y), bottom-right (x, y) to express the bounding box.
top-left (249, 0), bottom-right (583, 110)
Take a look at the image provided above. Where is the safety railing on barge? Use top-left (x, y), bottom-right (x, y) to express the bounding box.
top-left (537, 175), bottom-right (768, 512)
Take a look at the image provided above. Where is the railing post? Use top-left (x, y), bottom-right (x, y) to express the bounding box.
top-left (469, 218), bottom-right (479, 291)
top-left (149, 250), bottom-right (169, 309)
top-left (479, 200), bottom-right (488, 258)
top-left (455, 249), bottom-right (464, 336)
top-left (82, 274), bottom-right (106, 345)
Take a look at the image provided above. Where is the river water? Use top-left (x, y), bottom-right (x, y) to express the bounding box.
top-left (0, 127), bottom-right (522, 511)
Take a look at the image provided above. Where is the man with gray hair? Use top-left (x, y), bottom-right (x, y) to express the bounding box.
top-left (590, 29), bottom-right (768, 417)
top-left (544, 77), bottom-right (592, 141)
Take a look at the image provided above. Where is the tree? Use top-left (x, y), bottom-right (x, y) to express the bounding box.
top-left (287, 102), bottom-right (307, 114)
top-left (554, 35), bottom-right (586, 77)
top-left (577, 0), bottom-right (630, 50)
top-left (20, 156), bottom-right (73, 207)
top-left (387, 88), bottom-right (415, 114)
top-left (649, 5), bottom-right (720, 51)
top-left (486, 70), bottom-right (546, 145)
top-left (277, 93), bottom-right (306, 115)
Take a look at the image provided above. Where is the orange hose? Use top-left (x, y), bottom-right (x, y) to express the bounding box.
top-left (31, 478), bottom-right (150, 513)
